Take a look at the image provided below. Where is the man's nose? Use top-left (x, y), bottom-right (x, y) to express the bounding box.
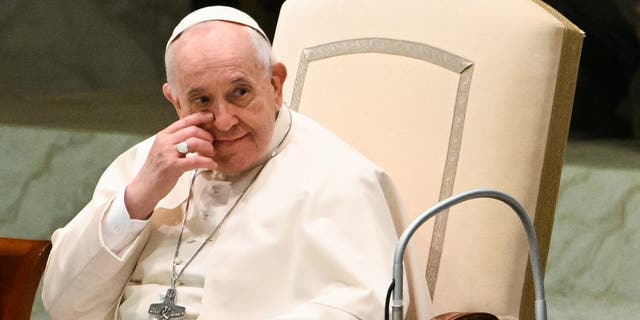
top-left (212, 103), bottom-right (238, 131)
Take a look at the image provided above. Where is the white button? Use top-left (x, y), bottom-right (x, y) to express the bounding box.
top-left (175, 257), bottom-right (183, 265)
top-left (113, 226), bottom-right (121, 233)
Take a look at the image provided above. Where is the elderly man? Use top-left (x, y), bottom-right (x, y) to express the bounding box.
top-left (43, 6), bottom-right (406, 319)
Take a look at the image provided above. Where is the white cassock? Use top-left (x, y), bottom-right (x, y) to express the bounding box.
top-left (42, 105), bottom-right (409, 319)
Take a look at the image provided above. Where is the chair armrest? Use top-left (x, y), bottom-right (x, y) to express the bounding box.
top-left (0, 238), bottom-right (52, 319)
top-left (432, 312), bottom-right (499, 320)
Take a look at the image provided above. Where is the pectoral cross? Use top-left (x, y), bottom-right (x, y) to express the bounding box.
top-left (149, 287), bottom-right (186, 319)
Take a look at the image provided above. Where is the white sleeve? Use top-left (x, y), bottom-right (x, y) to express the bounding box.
top-left (101, 188), bottom-right (150, 254)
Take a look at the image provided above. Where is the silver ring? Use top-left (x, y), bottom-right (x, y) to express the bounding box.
top-left (176, 141), bottom-right (189, 155)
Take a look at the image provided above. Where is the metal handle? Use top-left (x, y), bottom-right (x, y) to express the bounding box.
top-left (390, 189), bottom-right (546, 320)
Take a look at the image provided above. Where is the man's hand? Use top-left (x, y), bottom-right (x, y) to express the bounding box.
top-left (125, 112), bottom-right (217, 220)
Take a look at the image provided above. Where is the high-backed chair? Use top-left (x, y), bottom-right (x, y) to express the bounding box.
top-left (272, 0), bottom-right (583, 319)
top-left (0, 238), bottom-right (52, 320)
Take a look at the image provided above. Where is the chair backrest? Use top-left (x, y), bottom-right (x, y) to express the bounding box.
top-left (272, 0), bottom-right (583, 318)
top-left (0, 238), bottom-right (52, 320)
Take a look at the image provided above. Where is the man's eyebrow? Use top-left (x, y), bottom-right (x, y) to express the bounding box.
top-left (231, 76), bottom-right (251, 84)
top-left (187, 87), bottom-right (205, 97)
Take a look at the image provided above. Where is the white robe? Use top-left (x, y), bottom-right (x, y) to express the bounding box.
top-left (42, 106), bottom-right (409, 319)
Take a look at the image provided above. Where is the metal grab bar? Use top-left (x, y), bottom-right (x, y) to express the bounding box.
top-left (389, 189), bottom-right (547, 320)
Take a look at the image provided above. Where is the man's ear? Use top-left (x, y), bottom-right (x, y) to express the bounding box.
top-left (163, 83), bottom-right (186, 117)
top-left (270, 62), bottom-right (287, 109)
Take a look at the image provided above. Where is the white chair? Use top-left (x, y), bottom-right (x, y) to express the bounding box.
top-left (273, 0), bottom-right (583, 318)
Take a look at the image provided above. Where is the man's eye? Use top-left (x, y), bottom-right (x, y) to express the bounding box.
top-left (233, 87), bottom-right (249, 97)
top-left (194, 96), bottom-right (210, 105)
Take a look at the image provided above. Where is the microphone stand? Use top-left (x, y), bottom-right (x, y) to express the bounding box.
top-left (389, 189), bottom-right (547, 320)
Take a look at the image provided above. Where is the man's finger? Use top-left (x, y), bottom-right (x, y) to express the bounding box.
top-left (163, 112), bottom-right (214, 134)
top-left (177, 137), bottom-right (215, 157)
top-left (171, 125), bottom-right (214, 145)
top-left (177, 154), bottom-right (217, 172)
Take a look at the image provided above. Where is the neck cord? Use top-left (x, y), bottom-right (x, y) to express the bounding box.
top-left (170, 164), bottom-right (265, 287)
top-left (170, 107), bottom-right (292, 288)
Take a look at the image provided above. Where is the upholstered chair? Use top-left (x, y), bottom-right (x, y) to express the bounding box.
top-left (272, 0), bottom-right (583, 319)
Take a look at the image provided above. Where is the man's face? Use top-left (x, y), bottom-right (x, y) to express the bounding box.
top-left (163, 21), bottom-right (286, 176)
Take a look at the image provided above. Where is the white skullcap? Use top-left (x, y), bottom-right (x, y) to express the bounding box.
top-left (166, 6), bottom-right (269, 50)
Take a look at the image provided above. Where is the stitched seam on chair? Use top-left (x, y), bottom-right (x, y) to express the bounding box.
top-left (289, 37), bottom-right (475, 308)
top-left (426, 61), bottom-right (474, 299)
top-left (289, 38), bottom-right (472, 111)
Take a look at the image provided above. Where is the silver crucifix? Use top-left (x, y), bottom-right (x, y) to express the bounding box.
top-left (148, 287), bottom-right (186, 319)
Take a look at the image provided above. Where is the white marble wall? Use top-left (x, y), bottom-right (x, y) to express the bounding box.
top-left (0, 125), bottom-right (147, 319)
top-left (0, 125), bottom-right (146, 240)
top-left (546, 141), bottom-right (640, 319)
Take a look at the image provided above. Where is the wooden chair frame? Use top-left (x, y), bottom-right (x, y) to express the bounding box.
top-left (0, 237), bottom-right (52, 320)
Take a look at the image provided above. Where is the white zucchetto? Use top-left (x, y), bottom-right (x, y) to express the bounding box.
top-left (166, 6), bottom-right (269, 49)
